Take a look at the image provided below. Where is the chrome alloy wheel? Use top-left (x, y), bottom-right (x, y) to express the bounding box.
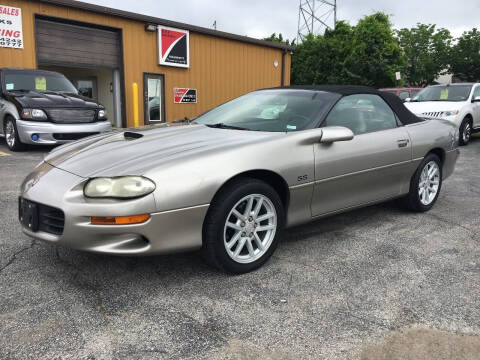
top-left (418, 161), bottom-right (440, 205)
top-left (224, 194), bottom-right (277, 264)
top-left (463, 122), bottom-right (471, 143)
top-left (5, 120), bottom-right (15, 148)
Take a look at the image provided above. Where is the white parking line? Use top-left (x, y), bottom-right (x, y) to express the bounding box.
top-left (0, 151), bottom-right (11, 156)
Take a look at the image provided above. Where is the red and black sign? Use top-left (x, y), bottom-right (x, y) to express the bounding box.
top-left (174, 88), bottom-right (197, 103)
top-left (158, 26), bottom-right (189, 68)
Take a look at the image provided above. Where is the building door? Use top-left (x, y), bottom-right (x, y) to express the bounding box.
top-left (144, 73), bottom-right (165, 124)
top-left (34, 17), bottom-right (124, 127)
top-left (73, 77), bottom-right (98, 100)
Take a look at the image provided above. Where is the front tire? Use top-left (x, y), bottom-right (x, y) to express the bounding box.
top-left (3, 116), bottom-right (25, 151)
top-left (400, 153), bottom-right (442, 212)
top-left (459, 117), bottom-right (472, 146)
top-left (202, 178), bottom-right (285, 274)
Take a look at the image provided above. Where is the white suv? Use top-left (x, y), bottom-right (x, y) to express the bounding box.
top-left (404, 83), bottom-right (480, 145)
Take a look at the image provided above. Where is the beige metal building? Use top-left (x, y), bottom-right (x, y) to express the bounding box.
top-left (0, 0), bottom-right (293, 127)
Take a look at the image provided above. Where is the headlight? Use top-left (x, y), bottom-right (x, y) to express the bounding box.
top-left (84, 176), bottom-right (155, 199)
top-left (98, 109), bottom-right (107, 119)
top-left (444, 110), bottom-right (459, 117)
top-left (21, 108), bottom-right (47, 120)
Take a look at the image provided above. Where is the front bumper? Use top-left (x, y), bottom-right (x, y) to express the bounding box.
top-left (19, 164), bottom-right (208, 255)
top-left (16, 119), bottom-right (112, 145)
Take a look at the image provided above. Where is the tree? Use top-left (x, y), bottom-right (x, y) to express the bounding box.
top-left (291, 21), bottom-right (354, 85)
top-left (291, 13), bottom-right (403, 88)
top-left (263, 33), bottom-right (295, 46)
top-left (396, 24), bottom-right (452, 86)
top-left (449, 28), bottom-right (480, 82)
top-left (343, 13), bottom-right (404, 87)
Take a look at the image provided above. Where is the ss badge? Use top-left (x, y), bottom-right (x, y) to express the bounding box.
top-left (297, 174), bottom-right (308, 182)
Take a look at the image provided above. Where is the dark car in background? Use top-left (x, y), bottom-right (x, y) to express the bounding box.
top-left (0, 68), bottom-right (111, 151)
top-left (380, 87), bottom-right (422, 102)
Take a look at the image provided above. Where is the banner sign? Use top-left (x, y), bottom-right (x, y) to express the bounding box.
top-left (0, 5), bottom-right (23, 49)
top-left (174, 88), bottom-right (197, 103)
top-left (158, 26), bottom-right (189, 68)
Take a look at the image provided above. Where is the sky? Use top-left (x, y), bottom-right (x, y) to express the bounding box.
top-left (81, 0), bottom-right (480, 41)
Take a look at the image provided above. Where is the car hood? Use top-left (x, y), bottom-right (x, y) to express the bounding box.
top-left (44, 124), bottom-right (280, 178)
top-left (404, 101), bottom-right (465, 114)
top-left (7, 90), bottom-right (101, 109)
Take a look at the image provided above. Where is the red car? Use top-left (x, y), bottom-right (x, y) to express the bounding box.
top-left (380, 87), bottom-right (422, 102)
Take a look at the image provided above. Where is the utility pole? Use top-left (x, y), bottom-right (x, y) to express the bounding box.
top-left (297, 0), bottom-right (337, 43)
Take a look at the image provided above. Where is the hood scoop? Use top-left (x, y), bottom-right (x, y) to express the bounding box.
top-left (123, 131), bottom-right (144, 140)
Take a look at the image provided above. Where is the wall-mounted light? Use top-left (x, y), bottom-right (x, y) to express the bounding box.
top-left (145, 23), bottom-right (157, 32)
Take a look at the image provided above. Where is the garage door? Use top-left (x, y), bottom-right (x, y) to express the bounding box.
top-left (35, 18), bottom-right (121, 68)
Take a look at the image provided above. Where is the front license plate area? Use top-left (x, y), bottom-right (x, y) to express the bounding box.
top-left (19, 198), bottom-right (39, 232)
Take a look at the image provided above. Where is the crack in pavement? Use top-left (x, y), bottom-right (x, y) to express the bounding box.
top-left (54, 247), bottom-right (117, 358)
top-left (272, 254), bottom-right (394, 332)
top-left (425, 212), bottom-right (478, 241)
top-left (0, 240), bottom-right (36, 273)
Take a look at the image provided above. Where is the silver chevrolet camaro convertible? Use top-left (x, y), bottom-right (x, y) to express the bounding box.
top-left (19, 86), bottom-right (459, 273)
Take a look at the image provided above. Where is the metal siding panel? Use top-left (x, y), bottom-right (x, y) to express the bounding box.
top-left (285, 52), bottom-right (291, 85)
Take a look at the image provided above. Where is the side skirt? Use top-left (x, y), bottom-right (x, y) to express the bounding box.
top-left (311, 194), bottom-right (406, 220)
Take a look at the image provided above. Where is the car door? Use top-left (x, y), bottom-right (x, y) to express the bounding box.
top-left (311, 94), bottom-right (413, 216)
top-left (471, 85), bottom-right (480, 128)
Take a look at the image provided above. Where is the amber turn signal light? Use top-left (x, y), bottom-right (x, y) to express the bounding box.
top-left (91, 214), bottom-right (151, 225)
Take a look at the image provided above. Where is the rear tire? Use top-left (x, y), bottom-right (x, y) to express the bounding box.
top-left (400, 153), bottom-right (442, 212)
top-left (459, 117), bottom-right (472, 146)
top-left (3, 116), bottom-right (25, 151)
top-left (202, 178), bottom-right (285, 274)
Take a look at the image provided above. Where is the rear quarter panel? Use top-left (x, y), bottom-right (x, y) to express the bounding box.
top-left (406, 119), bottom-right (458, 179)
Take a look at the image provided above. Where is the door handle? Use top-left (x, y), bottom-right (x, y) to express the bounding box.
top-left (397, 139), bottom-right (409, 148)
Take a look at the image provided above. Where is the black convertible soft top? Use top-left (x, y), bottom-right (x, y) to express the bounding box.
top-left (272, 85), bottom-right (423, 125)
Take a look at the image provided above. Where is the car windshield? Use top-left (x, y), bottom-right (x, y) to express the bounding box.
top-left (193, 89), bottom-right (340, 132)
top-left (412, 85), bottom-right (472, 102)
top-left (3, 71), bottom-right (78, 94)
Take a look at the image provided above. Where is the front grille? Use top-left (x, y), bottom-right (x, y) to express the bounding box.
top-left (19, 198), bottom-right (65, 235)
top-left (47, 109), bottom-right (96, 123)
top-left (53, 132), bottom-right (99, 141)
top-left (422, 111), bottom-right (444, 118)
top-left (38, 203), bottom-right (65, 235)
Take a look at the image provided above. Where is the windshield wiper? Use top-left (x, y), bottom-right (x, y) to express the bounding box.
top-left (172, 117), bottom-right (192, 124)
top-left (205, 123), bottom-right (249, 130)
top-left (8, 89), bottom-right (31, 92)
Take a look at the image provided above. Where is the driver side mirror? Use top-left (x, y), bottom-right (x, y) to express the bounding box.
top-left (404, 97), bottom-right (411, 102)
top-left (320, 126), bottom-right (354, 143)
top-left (472, 96), bottom-right (480, 103)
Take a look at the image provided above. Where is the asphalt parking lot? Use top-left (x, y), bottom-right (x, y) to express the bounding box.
top-left (0, 137), bottom-right (479, 360)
